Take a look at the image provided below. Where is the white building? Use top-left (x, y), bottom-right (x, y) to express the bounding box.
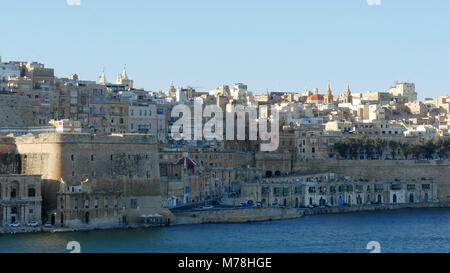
top-left (128, 103), bottom-right (158, 134)
top-left (389, 82), bottom-right (418, 102)
top-left (0, 57), bottom-right (20, 92)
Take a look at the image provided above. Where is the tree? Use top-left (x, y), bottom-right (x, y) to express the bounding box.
top-left (399, 142), bottom-right (411, 160)
top-left (346, 138), bottom-right (359, 160)
top-left (411, 137), bottom-right (424, 159)
top-left (374, 137), bottom-right (386, 160)
top-left (333, 142), bottom-right (348, 159)
top-left (423, 139), bottom-right (436, 159)
top-left (362, 136), bottom-right (375, 159)
top-left (434, 137), bottom-right (446, 159)
top-left (388, 139), bottom-right (398, 159)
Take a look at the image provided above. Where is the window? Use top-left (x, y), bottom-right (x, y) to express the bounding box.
top-left (28, 188), bottom-right (36, 197)
top-left (131, 199), bottom-right (138, 209)
top-left (94, 198), bottom-right (98, 209)
top-left (71, 154), bottom-right (75, 161)
top-left (85, 198), bottom-right (90, 209)
top-left (60, 198), bottom-right (64, 209)
top-left (104, 198), bottom-right (109, 209)
top-left (74, 198), bottom-right (78, 209)
top-left (11, 207), bottom-right (18, 214)
top-left (91, 155), bottom-right (95, 161)
top-left (114, 198), bottom-right (118, 208)
top-left (11, 188), bottom-right (17, 198)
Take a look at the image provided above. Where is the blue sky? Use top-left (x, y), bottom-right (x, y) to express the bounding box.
top-left (1, 0), bottom-right (449, 98)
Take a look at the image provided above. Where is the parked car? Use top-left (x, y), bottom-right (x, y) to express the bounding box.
top-left (306, 205), bottom-right (314, 209)
top-left (8, 222), bottom-right (21, 227)
top-left (27, 221), bottom-right (39, 227)
top-left (44, 223), bottom-right (52, 228)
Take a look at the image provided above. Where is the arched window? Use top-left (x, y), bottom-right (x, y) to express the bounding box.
top-left (10, 181), bottom-right (19, 198)
top-left (393, 194), bottom-right (397, 203)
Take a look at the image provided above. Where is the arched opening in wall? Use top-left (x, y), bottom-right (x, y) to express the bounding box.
top-left (377, 194), bottom-right (382, 204)
top-left (409, 193), bottom-right (414, 203)
top-left (392, 194), bottom-right (397, 204)
top-left (265, 171), bottom-right (272, 177)
top-left (275, 171), bottom-right (281, 177)
top-left (295, 198), bottom-right (299, 208)
top-left (283, 198), bottom-right (287, 207)
top-left (309, 197), bottom-right (313, 205)
top-left (319, 197), bottom-right (325, 206)
top-left (424, 193), bottom-right (429, 203)
top-left (85, 212), bottom-right (90, 224)
top-left (10, 181), bottom-right (19, 198)
top-left (357, 195), bottom-right (362, 205)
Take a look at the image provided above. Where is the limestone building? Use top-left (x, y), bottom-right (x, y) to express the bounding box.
top-left (14, 132), bottom-right (163, 225)
top-left (0, 174), bottom-right (42, 226)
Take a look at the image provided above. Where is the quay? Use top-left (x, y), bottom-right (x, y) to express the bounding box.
top-left (2, 202), bottom-right (449, 234)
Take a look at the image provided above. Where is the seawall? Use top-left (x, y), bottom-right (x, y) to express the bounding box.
top-left (301, 202), bottom-right (450, 216)
top-left (173, 207), bottom-right (302, 225)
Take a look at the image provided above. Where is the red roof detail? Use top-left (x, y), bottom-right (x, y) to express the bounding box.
top-left (175, 157), bottom-right (198, 169)
top-left (307, 94), bottom-right (324, 101)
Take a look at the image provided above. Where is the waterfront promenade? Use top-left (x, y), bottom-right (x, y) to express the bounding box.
top-left (1, 202), bottom-right (449, 234)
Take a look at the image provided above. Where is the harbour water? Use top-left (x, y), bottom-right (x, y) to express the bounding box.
top-left (0, 208), bottom-right (449, 253)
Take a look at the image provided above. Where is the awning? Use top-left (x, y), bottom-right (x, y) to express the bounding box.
top-left (157, 208), bottom-right (175, 219)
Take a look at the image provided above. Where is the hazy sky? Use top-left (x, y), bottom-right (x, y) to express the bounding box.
top-left (1, 0), bottom-right (449, 99)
